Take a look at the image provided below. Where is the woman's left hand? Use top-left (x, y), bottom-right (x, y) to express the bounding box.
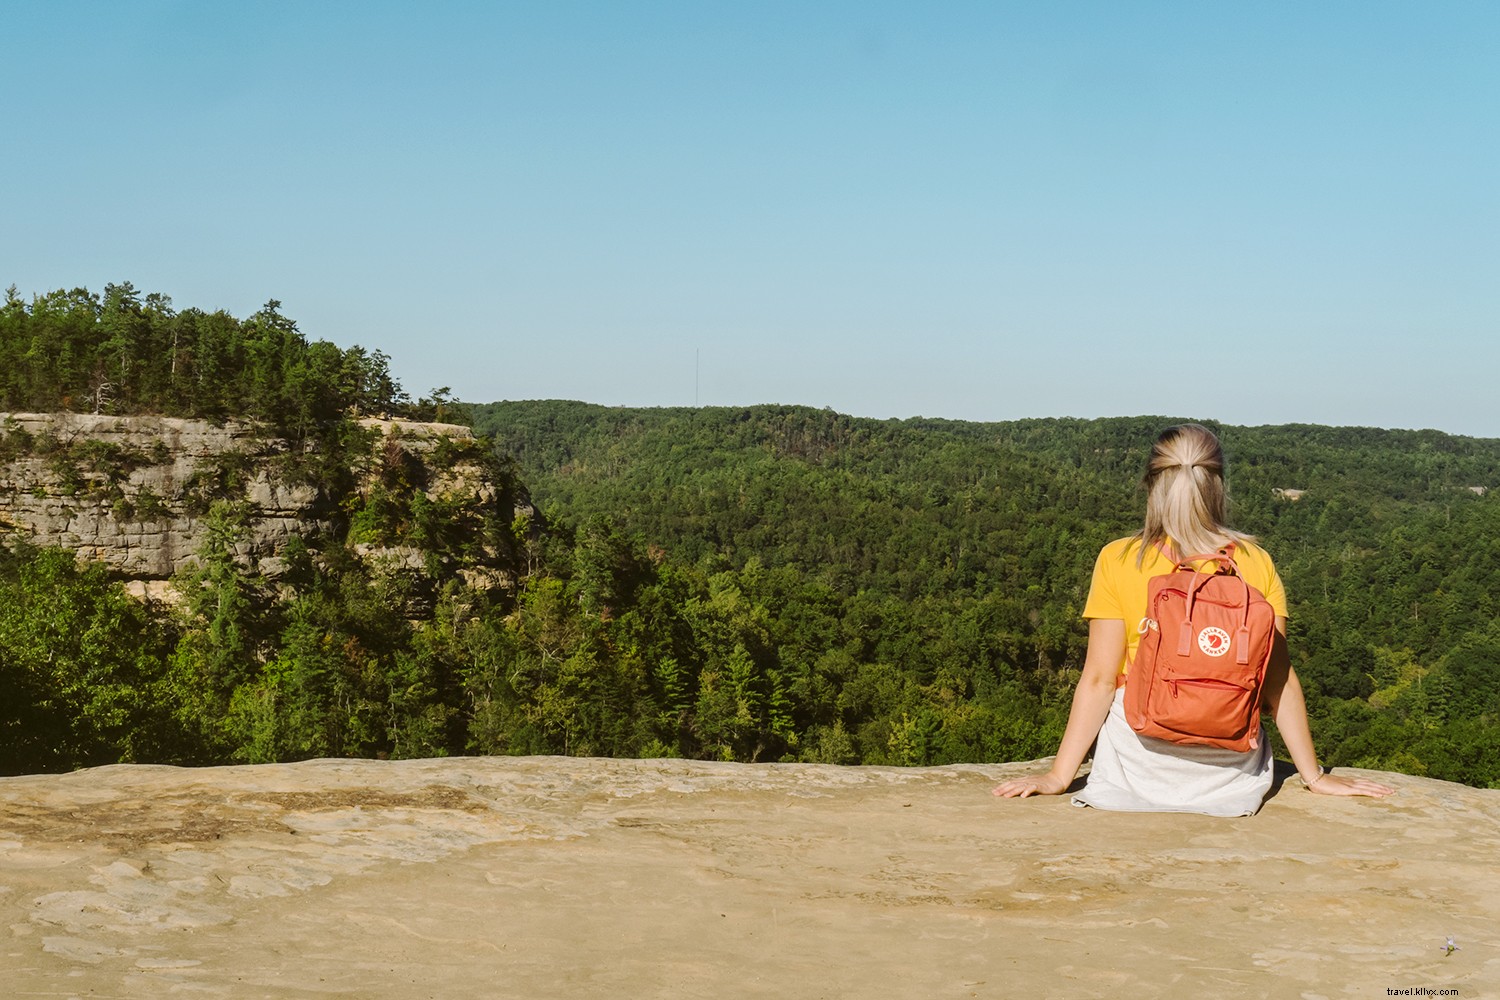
top-left (1308, 771), bottom-right (1396, 797)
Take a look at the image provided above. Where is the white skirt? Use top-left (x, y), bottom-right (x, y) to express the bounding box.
top-left (1072, 689), bottom-right (1273, 817)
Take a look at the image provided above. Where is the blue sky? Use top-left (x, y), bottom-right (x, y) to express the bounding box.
top-left (3, 2), bottom-right (1497, 435)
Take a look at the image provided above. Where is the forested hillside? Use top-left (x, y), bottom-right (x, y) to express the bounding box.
top-left (0, 285), bottom-right (508, 773)
top-left (472, 401), bottom-right (1500, 786)
top-left (3, 284), bottom-right (1497, 787)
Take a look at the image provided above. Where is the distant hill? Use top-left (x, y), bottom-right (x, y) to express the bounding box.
top-left (473, 400), bottom-right (1500, 786)
top-left (471, 400), bottom-right (1500, 613)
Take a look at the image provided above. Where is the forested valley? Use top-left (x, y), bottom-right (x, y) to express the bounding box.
top-left (2, 284), bottom-right (1498, 787)
top-left (467, 404), bottom-right (1500, 788)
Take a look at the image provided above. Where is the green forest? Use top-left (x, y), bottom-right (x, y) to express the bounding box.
top-left (3, 285), bottom-right (1498, 787)
top-left (467, 402), bottom-right (1500, 786)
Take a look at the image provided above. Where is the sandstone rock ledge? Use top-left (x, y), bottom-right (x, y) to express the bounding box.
top-left (0, 758), bottom-right (1493, 999)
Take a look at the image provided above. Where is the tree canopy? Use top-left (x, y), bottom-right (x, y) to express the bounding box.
top-left (3, 284), bottom-right (1498, 788)
top-left (0, 282), bottom-right (459, 433)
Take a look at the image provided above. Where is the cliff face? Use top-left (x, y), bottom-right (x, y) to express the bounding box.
top-left (0, 412), bottom-right (521, 599)
top-left (0, 757), bottom-right (1491, 998)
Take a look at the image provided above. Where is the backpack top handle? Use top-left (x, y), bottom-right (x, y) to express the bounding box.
top-left (1176, 545), bottom-right (1255, 665)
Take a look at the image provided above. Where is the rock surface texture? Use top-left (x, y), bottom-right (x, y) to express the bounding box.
top-left (0, 412), bottom-right (516, 598)
top-left (0, 756), bottom-right (1491, 998)
top-left (0, 412), bottom-right (320, 588)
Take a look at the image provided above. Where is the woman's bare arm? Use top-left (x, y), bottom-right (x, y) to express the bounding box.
top-left (1263, 616), bottom-right (1395, 798)
top-left (992, 618), bottom-right (1124, 798)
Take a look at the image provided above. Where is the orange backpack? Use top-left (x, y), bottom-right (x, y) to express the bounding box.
top-left (1123, 544), bottom-right (1275, 752)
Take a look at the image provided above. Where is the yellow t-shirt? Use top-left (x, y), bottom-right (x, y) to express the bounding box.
top-left (1082, 536), bottom-right (1288, 675)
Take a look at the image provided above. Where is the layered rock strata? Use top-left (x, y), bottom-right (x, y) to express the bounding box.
top-left (0, 412), bottom-right (323, 589)
top-left (0, 412), bottom-right (517, 599)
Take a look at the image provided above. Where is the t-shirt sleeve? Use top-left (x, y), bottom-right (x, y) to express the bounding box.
top-left (1263, 564), bottom-right (1288, 618)
top-left (1240, 542), bottom-right (1289, 618)
top-left (1082, 546), bottom-right (1124, 620)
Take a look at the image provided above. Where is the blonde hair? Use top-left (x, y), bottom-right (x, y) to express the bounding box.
top-left (1136, 424), bottom-right (1250, 565)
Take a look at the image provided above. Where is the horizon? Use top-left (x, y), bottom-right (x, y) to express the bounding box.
top-left (4, 3), bottom-right (1496, 437)
top-left (476, 395), bottom-right (1500, 441)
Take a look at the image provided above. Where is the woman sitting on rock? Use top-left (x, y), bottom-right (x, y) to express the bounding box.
top-left (993, 423), bottom-right (1394, 815)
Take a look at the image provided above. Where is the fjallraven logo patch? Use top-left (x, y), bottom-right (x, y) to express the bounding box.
top-left (1197, 626), bottom-right (1231, 657)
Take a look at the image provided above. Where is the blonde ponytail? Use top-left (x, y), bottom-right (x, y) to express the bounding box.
top-left (1136, 424), bottom-right (1250, 565)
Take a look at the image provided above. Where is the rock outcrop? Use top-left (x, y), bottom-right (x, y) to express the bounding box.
top-left (0, 412), bottom-right (321, 588)
top-left (0, 412), bottom-right (521, 600)
top-left (0, 756), bottom-right (1492, 997)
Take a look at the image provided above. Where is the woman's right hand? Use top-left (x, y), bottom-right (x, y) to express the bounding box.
top-left (991, 770), bottom-right (1071, 798)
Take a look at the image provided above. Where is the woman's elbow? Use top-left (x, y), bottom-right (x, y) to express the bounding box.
top-left (1263, 662), bottom-right (1303, 714)
top-left (1079, 668), bottom-right (1120, 696)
